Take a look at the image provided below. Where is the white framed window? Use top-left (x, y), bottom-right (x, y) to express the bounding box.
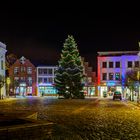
top-left (27, 67), bottom-right (32, 74)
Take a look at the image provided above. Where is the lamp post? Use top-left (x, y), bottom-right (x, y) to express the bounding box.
top-left (6, 77), bottom-right (10, 98)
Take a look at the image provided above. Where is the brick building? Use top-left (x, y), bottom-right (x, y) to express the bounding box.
top-left (82, 57), bottom-right (97, 96)
top-left (9, 56), bottom-right (36, 96)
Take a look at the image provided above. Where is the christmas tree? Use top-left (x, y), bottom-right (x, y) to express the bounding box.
top-left (55, 35), bottom-right (84, 99)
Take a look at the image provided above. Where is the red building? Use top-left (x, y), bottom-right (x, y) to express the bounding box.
top-left (82, 57), bottom-right (97, 96)
top-left (9, 56), bottom-right (36, 96)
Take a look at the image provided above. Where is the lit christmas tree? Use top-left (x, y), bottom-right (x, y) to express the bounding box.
top-left (55, 35), bottom-right (84, 99)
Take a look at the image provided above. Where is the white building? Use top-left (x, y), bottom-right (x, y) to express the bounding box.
top-left (36, 66), bottom-right (58, 96)
top-left (0, 42), bottom-right (7, 98)
top-left (97, 51), bottom-right (140, 98)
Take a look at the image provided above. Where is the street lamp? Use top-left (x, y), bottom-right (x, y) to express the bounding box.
top-left (6, 77), bottom-right (10, 98)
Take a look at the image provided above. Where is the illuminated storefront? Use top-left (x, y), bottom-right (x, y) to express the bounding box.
top-left (97, 51), bottom-right (139, 98)
top-left (38, 84), bottom-right (57, 96)
top-left (37, 66), bottom-right (58, 96)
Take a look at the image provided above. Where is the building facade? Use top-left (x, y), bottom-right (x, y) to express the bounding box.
top-left (97, 51), bottom-right (140, 98)
top-left (37, 66), bottom-right (57, 96)
top-left (0, 42), bottom-right (7, 98)
top-left (9, 56), bottom-right (36, 96)
top-left (82, 57), bottom-right (97, 96)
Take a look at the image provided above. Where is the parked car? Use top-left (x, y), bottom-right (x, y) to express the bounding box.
top-left (113, 91), bottom-right (122, 100)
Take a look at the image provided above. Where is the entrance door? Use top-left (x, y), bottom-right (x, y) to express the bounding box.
top-left (20, 87), bottom-right (26, 96)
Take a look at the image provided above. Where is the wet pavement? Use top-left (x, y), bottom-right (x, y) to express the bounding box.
top-left (0, 96), bottom-right (140, 139)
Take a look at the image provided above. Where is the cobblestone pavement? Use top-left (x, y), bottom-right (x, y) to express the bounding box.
top-left (0, 97), bottom-right (140, 139)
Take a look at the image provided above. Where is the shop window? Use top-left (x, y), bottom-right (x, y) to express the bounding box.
top-left (27, 87), bottom-right (32, 93)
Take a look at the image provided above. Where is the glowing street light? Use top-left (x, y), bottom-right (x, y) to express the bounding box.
top-left (6, 77), bottom-right (11, 98)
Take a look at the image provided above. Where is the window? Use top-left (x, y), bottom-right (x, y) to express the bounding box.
top-left (38, 69), bottom-right (43, 74)
top-left (115, 61), bottom-right (120, 68)
top-left (21, 66), bottom-right (26, 72)
top-left (88, 77), bottom-right (92, 83)
top-left (38, 78), bottom-right (43, 83)
top-left (27, 77), bottom-right (32, 86)
top-left (1, 60), bottom-right (4, 70)
top-left (102, 62), bottom-right (107, 68)
top-left (44, 78), bottom-right (47, 83)
top-left (128, 61), bottom-right (132, 68)
top-left (20, 77), bottom-right (25, 82)
top-left (109, 73), bottom-right (114, 80)
top-left (27, 87), bottom-right (32, 93)
top-left (134, 61), bottom-right (139, 67)
top-left (102, 73), bottom-right (107, 80)
top-left (43, 69), bottom-right (48, 74)
top-left (14, 67), bottom-right (19, 74)
top-left (48, 69), bottom-right (53, 74)
top-left (27, 67), bottom-right (32, 74)
top-left (14, 77), bottom-right (19, 82)
top-left (109, 62), bottom-right (113, 68)
top-left (115, 73), bottom-right (120, 80)
top-left (48, 77), bottom-right (53, 83)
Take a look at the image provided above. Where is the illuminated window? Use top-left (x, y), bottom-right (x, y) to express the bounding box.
top-left (88, 77), bottom-right (92, 83)
top-left (14, 77), bottom-right (19, 82)
top-left (128, 61), bottom-right (132, 68)
top-left (27, 67), bottom-right (32, 74)
top-left (102, 73), bottom-right (107, 80)
top-left (109, 62), bottom-right (113, 68)
top-left (109, 73), bottom-right (114, 80)
top-left (27, 87), bottom-right (32, 93)
top-left (134, 61), bottom-right (139, 67)
top-left (27, 77), bottom-right (32, 86)
top-left (102, 62), bottom-right (107, 68)
top-left (14, 67), bottom-right (19, 74)
top-left (115, 73), bottom-right (120, 80)
top-left (115, 61), bottom-right (120, 68)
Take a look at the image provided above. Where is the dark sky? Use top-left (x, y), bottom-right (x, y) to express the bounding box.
top-left (0, 2), bottom-right (140, 71)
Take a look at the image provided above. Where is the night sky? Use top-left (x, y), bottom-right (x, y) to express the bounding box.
top-left (0, 2), bottom-right (140, 71)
